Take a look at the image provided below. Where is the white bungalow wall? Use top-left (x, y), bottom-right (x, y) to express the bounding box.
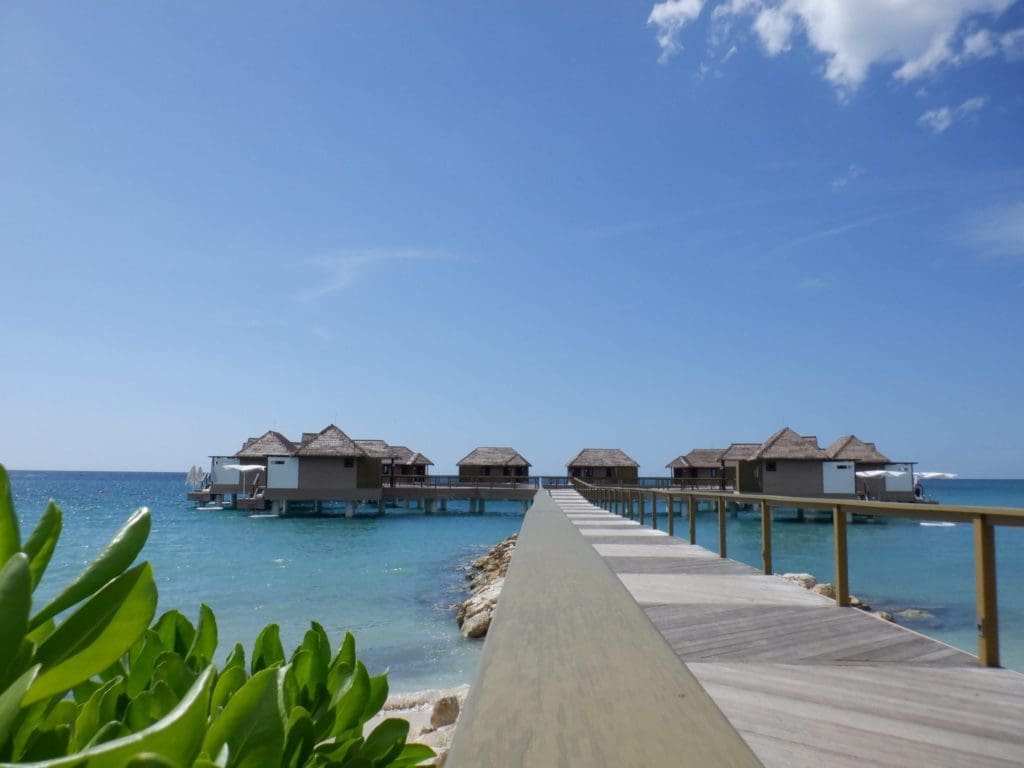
top-left (885, 463), bottom-right (914, 492)
top-left (211, 456), bottom-right (240, 485)
top-left (822, 461), bottom-right (855, 495)
top-left (268, 456), bottom-right (300, 489)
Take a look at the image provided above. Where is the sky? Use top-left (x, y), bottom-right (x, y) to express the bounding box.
top-left (2, 1), bottom-right (1023, 477)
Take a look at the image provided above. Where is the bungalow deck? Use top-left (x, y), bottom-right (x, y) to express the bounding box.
top-left (549, 488), bottom-right (1024, 767)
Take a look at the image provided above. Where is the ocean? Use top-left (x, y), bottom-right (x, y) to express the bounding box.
top-left (7, 472), bottom-right (1024, 688)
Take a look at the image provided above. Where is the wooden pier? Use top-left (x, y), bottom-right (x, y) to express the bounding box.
top-left (448, 489), bottom-right (1024, 767)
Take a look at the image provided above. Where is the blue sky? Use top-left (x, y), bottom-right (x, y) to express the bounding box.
top-left (2, 1), bottom-right (1023, 476)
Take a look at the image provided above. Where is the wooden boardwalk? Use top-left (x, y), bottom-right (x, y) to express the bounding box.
top-left (551, 489), bottom-right (1024, 768)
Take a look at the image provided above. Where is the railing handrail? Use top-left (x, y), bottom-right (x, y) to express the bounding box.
top-left (572, 478), bottom-right (1022, 666)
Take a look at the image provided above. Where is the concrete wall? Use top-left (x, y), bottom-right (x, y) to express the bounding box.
top-left (822, 461), bottom-right (855, 495)
top-left (267, 456), bottom-right (299, 489)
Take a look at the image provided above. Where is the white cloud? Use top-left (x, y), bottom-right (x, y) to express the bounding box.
top-left (967, 201), bottom-right (1024, 258)
top-left (649, 0), bottom-right (707, 61)
top-left (297, 248), bottom-right (450, 301)
top-left (917, 96), bottom-right (987, 134)
top-left (831, 164), bottom-right (865, 190)
top-left (650, 0), bottom-right (1018, 92)
top-left (1003, 26), bottom-right (1024, 58)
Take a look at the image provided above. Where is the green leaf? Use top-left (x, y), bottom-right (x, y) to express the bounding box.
top-left (251, 625), bottom-right (285, 675)
top-left (126, 631), bottom-right (166, 699)
top-left (22, 501), bottom-right (62, 591)
top-left (289, 650), bottom-right (325, 712)
top-left (18, 723), bottom-right (71, 763)
top-left (123, 753), bottom-right (184, 768)
top-left (124, 691), bottom-right (157, 732)
top-left (185, 604), bottom-right (218, 671)
top-left (152, 652), bottom-right (196, 701)
top-left (363, 674), bottom-right (389, 725)
top-left (210, 666), bottom-right (247, 717)
top-left (83, 720), bottom-right (129, 749)
top-left (152, 611), bottom-right (196, 658)
top-left (30, 507), bottom-right (151, 630)
top-left (330, 662), bottom-right (370, 738)
top-left (0, 665), bottom-right (39, 748)
top-left (0, 553), bottom-right (31, 687)
top-left (282, 707), bottom-right (314, 768)
top-left (202, 666), bottom-right (286, 768)
top-left (357, 718), bottom-right (409, 766)
top-left (148, 682), bottom-right (178, 722)
top-left (0, 466), bottom-right (21, 567)
top-left (223, 644), bottom-right (245, 673)
top-left (4, 666), bottom-right (214, 768)
top-left (331, 632), bottom-right (356, 675)
top-left (25, 563), bottom-right (158, 705)
top-left (389, 742), bottom-right (438, 768)
top-left (71, 677), bottom-right (124, 752)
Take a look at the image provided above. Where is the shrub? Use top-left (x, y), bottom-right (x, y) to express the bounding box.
top-left (0, 465), bottom-right (434, 767)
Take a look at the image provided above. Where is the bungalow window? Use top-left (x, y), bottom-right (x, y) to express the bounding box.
top-left (381, 463), bottom-right (391, 475)
top-left (605, 468), bottom-right (613, 478)
top-left (503, 467), bottom-right (511, 476)
top-left (344, 458), bottom-right (354, 468)
top-left (482, 467), bottom-right (491, 476)
top-left (515, 466), bottom-right (525, 476)
top-left (766, 462), bottom-right (777, 472)
top-left (584, 469), bottom-right (593, 478)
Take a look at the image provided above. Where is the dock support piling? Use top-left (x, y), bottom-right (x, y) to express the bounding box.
top-left (479, 499), bottom-right (486, 515)
top-left (833, 504), bottom-right (850, 607)
top-left (667, 494), bottom-right (674, 537)
top-left (761, 501), bottom-right (773, 574)
top-left (717, 497), bottom-right (727, 558)
top-left (651, 492), bottom-right (658, 530)
top-left (639, 493), bottom-right (645, 526)
top-left (521, 499), bottom-right (529, 514)
top-left (974, 516), bottom-right (1000, 667)
top-left (688, 496), bottom-right (697, 545)
top-left (440, 498), bottom-right (447, 512)
top-left (377, 498), bottom-right (385, 516)
top-left (346, 501), bottom-right (356, 518)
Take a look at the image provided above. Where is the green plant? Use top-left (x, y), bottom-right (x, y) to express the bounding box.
top-left (0, 465), bottom-right (435, 767)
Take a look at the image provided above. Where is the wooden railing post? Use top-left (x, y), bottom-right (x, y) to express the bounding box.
top-left (717, 496), bottom-right (727, 559)
top-left (832, 504), bottom-right (850, 607)
top-left (688, 495), bottom-right (697, 545)
top-left (761, 500), bottom-right (772, 574)
top-left (666, 493), bottom-right (674, 537)
top-left (974, 515), bottom-right (1000, 667)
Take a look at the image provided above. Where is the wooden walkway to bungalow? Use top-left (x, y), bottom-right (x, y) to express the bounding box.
top-left (549, 488), bottom-right (1024, 768)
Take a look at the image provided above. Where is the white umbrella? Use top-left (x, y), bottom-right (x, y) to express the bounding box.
top-left (914, 472), bottom-right (958, 481)
top-left (855, 470), bottom-right (907, 478)
top-left (222, 464), bottom-right (265, 473)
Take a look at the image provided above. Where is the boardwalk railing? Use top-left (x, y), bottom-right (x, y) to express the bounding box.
top-left (380, 474), bottom-right (537, 489)
top-left (446, 490), bottom-right (761, 767)
top-left (573, 479), bottom-right (1024, 667)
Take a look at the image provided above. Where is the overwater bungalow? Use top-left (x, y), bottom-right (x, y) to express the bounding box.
top-left (739, 427), bottom-right (833, 497)
top-left (206, 430), bottom-right (297, 498)
top-left (825, 434), bottom-right (916, 501)
top-left (457, 447), bottom-right (531, 482)
top-left (721, 443), bottom-right (760, 491)
top-left (567, 448), bottom-right (639, 485)
top-left (387, 445), bottom-right (433, 480)
top-left (666, 448), bottom-right (726, 487)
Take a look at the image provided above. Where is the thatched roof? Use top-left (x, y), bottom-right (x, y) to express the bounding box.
top-left (355, 439), bottom-right (396, 459)
top-left (568, 449), bottom-right (639, 468)
top-left (236, 430), bottom-right (296, 459)
top-left (721, 443), bottom-right (760, 461)
top-left (300, 432), bottom-right (319, 445)
top-left (825, 435), bottom-right (890, 463)
top-left (749, 428), bottom-right (826, 461)
top-left (295, 425), bottom-right (365, 458)
top-left (390, 445), bottom-right (434, 466)
top-left (457, 447), bottom-right (531, 467)
top-left (665, 448), bottom-right (725, 469)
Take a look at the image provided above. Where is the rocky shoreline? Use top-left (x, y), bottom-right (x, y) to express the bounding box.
top-left (370, 685), bottom-right (469, 767)
top-left (455, 534), bottom-right (517, 639)
top-left (778, 572), bottom-right (934, 623)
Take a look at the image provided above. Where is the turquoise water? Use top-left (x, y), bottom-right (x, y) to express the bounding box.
top-left (8, 471), bottom-right (523, 692)
top-left (8, 472), bottom-right (1024, 684)
top-left (647, 478), bottom-right (1024, 672)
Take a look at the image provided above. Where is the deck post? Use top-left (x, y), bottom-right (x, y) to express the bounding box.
top-left (666, 493), bottom-right (674, 537)
top-left (761, 500), bottom-right (772, 574)
top-left (651, 492), bottom-right (658, 530)
top-left (717, 496), bottom-right (727, 558)
top-left (973, 515), bottom-right (1000, 667)
top-left (479, 499), bottom-right (486, 515)
top-left (440, 497), bottom-right (448, 512)
top-left (832, 504), bottom-right (850, 607)
top-left (377, 497), bottom-right (385, 516)
top-left (628, 491), bottom-right (635, 520)
top-left (639, 493), bottom-right (645, 526)
top-left (345, 500), bottom-right (356, 518)
top-left (521, 499), bottom-right (529, 514)
top-left (688, 495), bottom-right (697, 545)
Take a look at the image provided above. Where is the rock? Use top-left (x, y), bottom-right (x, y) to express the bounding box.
top-left (462, 610), bottom-right (492, 638)
top-left (849, 596), bottom-right (870, 611)
top-left (874, 611), bottom-right (894, 622)
top-left (897, 608), bottom-right (934, 620)
top-left (430, 695), bottom-right (461, 729)
top-left (813, 583), bottom-right (836, 599)
top-left (779, 572), bottom-right (816, 589)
